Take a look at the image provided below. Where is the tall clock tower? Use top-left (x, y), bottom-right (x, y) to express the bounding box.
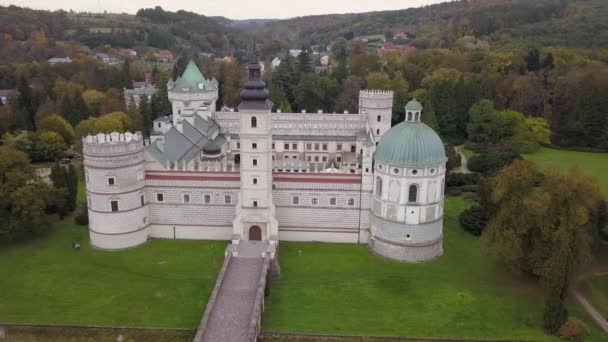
top-left (232, 52), bottom-right (278, 243)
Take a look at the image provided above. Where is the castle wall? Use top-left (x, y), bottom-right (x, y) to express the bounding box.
top-left (214, 111), bottom-right (368, 137)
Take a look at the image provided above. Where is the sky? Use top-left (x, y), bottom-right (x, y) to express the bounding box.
top-left (1, 0), bottom-right (445, 20)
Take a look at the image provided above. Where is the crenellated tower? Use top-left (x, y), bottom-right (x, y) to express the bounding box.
top-left (359, 90), bottom-right (394, 144)
top-left (83, 132), bottom-right (149, 250)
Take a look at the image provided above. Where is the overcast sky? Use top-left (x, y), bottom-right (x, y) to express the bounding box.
top-left (2, 0), bottom-right (445, 20)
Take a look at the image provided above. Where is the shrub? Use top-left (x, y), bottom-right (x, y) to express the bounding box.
top-left (447, 172), bottom-right (480, 187)
top-left (558, 317), bottom-right (589, 342)
top-left (445, 142), bottom-right (461, 171)
top-left (459, 206), bottom-right (489, 236)
top-left (468, 152), bottom-right (520, 175)
top-left (74, 203), bottom-right (89, 226)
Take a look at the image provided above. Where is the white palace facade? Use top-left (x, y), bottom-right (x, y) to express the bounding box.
top-left (83, 59), bottom-right (447, 262)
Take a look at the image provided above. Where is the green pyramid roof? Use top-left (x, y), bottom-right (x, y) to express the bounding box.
top-left (168, 61), bottom-right (218, 93)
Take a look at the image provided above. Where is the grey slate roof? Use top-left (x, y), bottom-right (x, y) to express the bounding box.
top-left (146, 114), bottom-right (224, 166)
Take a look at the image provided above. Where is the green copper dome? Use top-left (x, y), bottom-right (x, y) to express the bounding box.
top-left (375, 122), bottom-right (447, 167)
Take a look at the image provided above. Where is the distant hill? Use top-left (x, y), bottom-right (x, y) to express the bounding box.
top-left (0, 5), bottom-right (249, 58)
top-left (213, 17), bottom-right (279, 32)
top-left (254, 0), bottom-right (608, 49)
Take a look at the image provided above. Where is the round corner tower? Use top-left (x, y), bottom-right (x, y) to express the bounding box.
top-left (369, 99), bottom-right (447, 262)
top-left (359, 89), bottom-right (394, 144)
top-left (83, 131), bottom-right (149, 250)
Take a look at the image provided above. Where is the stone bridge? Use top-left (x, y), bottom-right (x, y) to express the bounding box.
top-left (193, 241), bottom-right (277, 342)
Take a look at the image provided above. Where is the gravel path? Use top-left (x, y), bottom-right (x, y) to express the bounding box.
top-left (453, 145), bottom-right (472, 174)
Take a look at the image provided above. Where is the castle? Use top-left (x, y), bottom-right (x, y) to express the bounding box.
top-left (83, 57), bottom-right (447, 262)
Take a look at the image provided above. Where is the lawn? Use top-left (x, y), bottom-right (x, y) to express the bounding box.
top-left (584, 276), bottom-right (608, 319)
top-left (525, 147), bottom-right (608, 195)
top-left (0, 221), bottom-right (226, 328)
top-left (262, 197), bottom-right (606, 341)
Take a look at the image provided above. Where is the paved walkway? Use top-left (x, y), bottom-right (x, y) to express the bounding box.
top-left (453, 145), bottom-right (472, 174)
top-left (571, 270), bottom-right (608, 333)
top-left (197, 241), bottom-right (270, 342)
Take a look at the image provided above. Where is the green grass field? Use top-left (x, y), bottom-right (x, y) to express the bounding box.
top-left (584, 275), bottom-right (608, 319)
top-left (0, 222), bottom-right (226, 328)
top-left (262, 197), bottom-right (606, 341)
top-left (525, 147), bottom-right (608, 195)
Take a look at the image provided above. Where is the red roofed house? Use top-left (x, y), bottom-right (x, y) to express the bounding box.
top-left (155, 50), bottom-right (175, 63)
top-left (118, 48), bottom-right (137, 57)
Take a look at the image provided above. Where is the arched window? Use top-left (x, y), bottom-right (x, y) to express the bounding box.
top-left (414, 113), bottom-right (419, 121)
top-left (251, 116), bottom-right (257, 128)
top-left (376, 177), bottom-right (383, 197)
top-left (408, 184), bottom-right (418, 203)
top-left (407, 112), bottom-right (413, 121)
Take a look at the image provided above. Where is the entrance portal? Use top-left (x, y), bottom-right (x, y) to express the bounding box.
top-left (249, 225), bottom-right (262, 241)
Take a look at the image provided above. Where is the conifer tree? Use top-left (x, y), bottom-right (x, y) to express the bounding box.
top-left (139, 95), bottom-right (151, 137)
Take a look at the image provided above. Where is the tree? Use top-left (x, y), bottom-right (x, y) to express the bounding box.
top-left (336, 76), bottom-right (364, 114)
top-left (50, 162), bottom-right (78, 216)
top-left (296, 47), bottom-right (314, 79)
top-left (294, 74), bottom-right (339, 113)
top-left (16, 77), bottom-right (35, 130)
top-left (150, 71), bottom-right (172, 116)
top-left (526, 48), bottom-right (541, 72)
top-left (82, 89), bottom-right (105, 116)
top-left (0, 146), bottom-right (53, 243)
top-left (37, 114), bottom-right (76, 146)
top-left (542, 52), bottom-right (554, 70)
top-left (100, 88), bottom-right (126, 114)
top-left (139, 95), bottom-right (151, 137)
top-left (481, 160), bottom-right (602, 334)
top-left (32, 131), bottom-right (67, 162)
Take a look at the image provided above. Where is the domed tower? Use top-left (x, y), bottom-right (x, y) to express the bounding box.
top-left (83, 132), bottom-right (149, 250)
top-left (369, 99), bottom-right (447, 262)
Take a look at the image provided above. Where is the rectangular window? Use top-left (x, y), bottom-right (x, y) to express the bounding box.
top-left (314, 143), bottom-right (320, 150)
top-left (156, 193), bottom-right (164, 202)
top-left (322, 144), bottom-right (328, 151)
top-left (272, 143), bottom-right (275, 150)
top-left (292, 196), bottom-right (299, 205)
top-left (253, 201), bottom-right (258, 207)
top-left (284, 155), bottom-right (289, 159)
top-left (337, 144), bottom-right (342, 151)
top-left (350, 145), bottom-right (356, 152)
top-left (204, 194), bottom-right (211, 204)
top-left (108, 177), bottom-right (115, 186)
top-left (348, 198), bottom-right (355, 206)
top-left (236, 142), bottom-right (240, 149)
top-left (140, 195), bottom-right (145, 206)
top-left (306, 143), bottom-right (312, 150)
top-left (225, 195), bottom-right (232, 204)
top-left (253, 178), bottom-right (258, 185)
top-left (158, 123), bottom-right (161, 128)
top-left (376, 129), bottom-right (380, 135)
top-left (292, 156), bottom-right (297, 159)
top-left (252, 143), bottom-right (258, 149)
top-left (307, 156), bottom-right (311, 161)
top-left (314, 156), bottom-right (319, 162)
top-left (292, 143), bottom-right (297, 150)
top-left (322, 156), bottom-right (327, 162)
top-left (111, 200), bottom-right (118, 212)
top-left (183, 194), bottom-right (190, 203)
top-left (253, 159), bottom-right (258, 166)
top-left (377, 115), bottom-right (382, 122)
top-left (284, 143), bottom-right (289, 150)
top-left (337, 156), bottom-right (342, 163)
top-left (311, 197), bottom-right (319, 205)
top-left (329, 197), bottom-right (337, 206)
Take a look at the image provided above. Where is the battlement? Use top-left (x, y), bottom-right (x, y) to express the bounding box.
top-left (82, 131), bottom-right (144, 155)
top-left (359, 89), bottom-right (394, 99)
